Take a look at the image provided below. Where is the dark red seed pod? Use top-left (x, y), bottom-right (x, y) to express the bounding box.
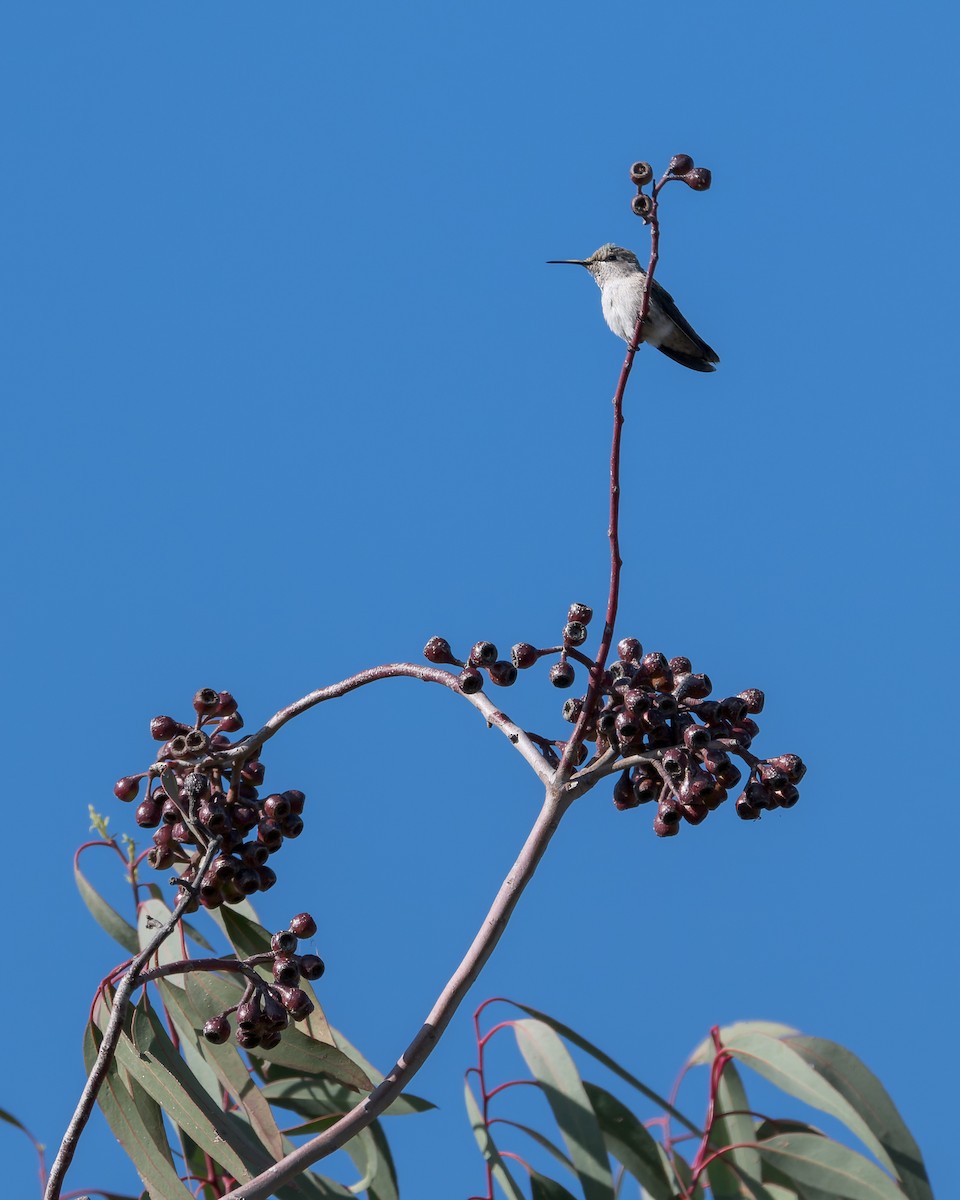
top-left (257, 864), bottom-right (278, 891)
top-left (617, 637), bottom-right (643, 663)
top-left (774, 783), bottom-right (800, 808)
top-left (623, 689), bottom-right (651, 714)
top-left (629, 160), bottom-right (654, 186)
top-left (458, 667), bottom-right (484, 694)
top-left (682, 723), bottom-right (710, 751)
top-left (238, 782), bottom-right (260, 802)
top-left (262, 989), bottom-right (290, 1031)
top-left (147, 845), bottom-right (175, 871)
top-left (240, 842), bottom-right (270, 868)
top-left (299, 952), bottom-right (325, 980)
top-left (561, 697), bottom-right (583, 723)
top-left (563, 621), bottom-right (588, 647)
top-left (738, 688), bottom-right (765, 714)
top-left (271, 930), bottom-right (299, 955)
top-left (217, 713), bottom-right (244, 734)
top-left (758, 763), bottom-right (789, 790)
top-left (183, 729), bottom-right (209, 756)
top-left (135, 796), bottom-right (163, 828)
top-left (236, 1028), bottom-right (262, 1049)
top-left (614, 709), bottom-right (640, 743)
top-left (203, 1015), bottom-right (232, 1044)
top-left (289, 912), bottom-right (318, 938)
top-left (704, 785), bottom-right (727, 811)
top-left (279, 813), bottom-right (304, 839)
top-left (234, 866), bottom-right (261, 896)
top-left (735, 795), bottom-right (760, 821)
top-left (282, 789), bottom-right (306, 814)
top-left (653, 814), bottom-right (680, 838)
top-left (257, 820), bottom-right (284, 852)
top-left (423, 636), bottom-right (460, 665)
top-left (719, 696), bottom-right (749, 723)
top-left (151, 715), bottom-right (188, 741)
top-left (236, 998), bottom-right (261, 1030)
top-left (273, 955), bottom-right (301, 987)
top-left (511, 642), bottom-right (539, 669)
top-left (277, 986), bottom-right (315, 1020)
top-left (241, 761), bottom-right (265, 786)
top-left (213, 691), bottom-right (238, 717)
top-left (193, 688), bottom-right (220, 717)
top-left (210, 854), bottom-right (239, 881)
top-left (631, 193), bottom-right (653, 219)
top-left (654, 694), bottom-right (678, 717)
top-left (199, 874), bottom-right (223, 905)
top-left (656, 796), bottom-right (682, 826)
top-left (661, 747), bottom-right (687, 776)
top-left (259, 1029), bottom-right (283, 1050)
top-left (488, 660), bottom-right (518, 687)
top-left (685, 674), bottom-right (713, 699)
top-left (468, 641), bottom-right (498, 667)
top-left (161, 798), bottom-right (182, 824)
top-left (669, 153), bottom-right (694, 175)
top-left (745, 780), bottom-right (774, 810)
top-left (769, 754), bottom-right (806, 784)
top-left (232, 804), bottom-right (259, 832)
top-left (113, 775), bottom-right (142, 803)
top-left (613, 771), bottom-right (640, 811)
top-left (729, 724), bottom-right (755, 749)
top-left (669, 656), bottom-right (692, 674)
top-left (550, 661), bottom-right (576, 689)
top-left (567, 602), bottom-right (593, 625)
top-left (716, 762), bottom-right (742, 789)
top-left (640, 651), bottom-right (669, 679)
top-left (174, 886), bottom-right (199, 914)
top-left (681, 800), bottom-right (709, 825)
top-left (263, 793), bottom-right (291, 820)
top-left (170, 822), bottom-right (195, 845)
top-left (683, 166), bottom-right (712, 191)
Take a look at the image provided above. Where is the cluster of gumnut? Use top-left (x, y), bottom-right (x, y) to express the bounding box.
top-left (628, 153), bottom-right (711, 221)
top-left (113, 688), bottom-right (307, 908)
top-left (425, 603), bottom-right (804, 837)
top-left (201, 912), bottom-right (325, 1051)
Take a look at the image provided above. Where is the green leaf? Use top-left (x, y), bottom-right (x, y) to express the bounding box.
top-left (706, 1056), bottom-right (762, 1199)
top-left (581, 1081), bottom-right (675, 1200)
top-left (329, 1025), bottom-right (435, 1115)
top-left (167, 975), bottom-right (285, 1160)
top-left (84, 1019), bottom-right (194, 1200)
top-left (507, 1000), bottom-right (700, 1135)
top-left (757, 1133), bottom-right (906, 1200)
top-left (687, 1023), bottom-right (799, 1067)
top-left (721, 1031), bottom-right (904, 1184)
top-left (464, 1078), bottom-right (526, 1200)
top-left (530, 1172), bottom-right (581, 1199)
top-left (138, 898), bottom-right (189, 978)
top-left (787, 1036), bottom-right (932, 1200)
top-left (74, 858), bottom-right (138, 953)
top-left (514, 1019), bottom-right (615, 1200)
top-left (494, 1118), bottom-right (575, 1172)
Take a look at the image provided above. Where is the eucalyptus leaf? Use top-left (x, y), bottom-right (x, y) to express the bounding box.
top-left (74, 858), bottom-right (138, 953)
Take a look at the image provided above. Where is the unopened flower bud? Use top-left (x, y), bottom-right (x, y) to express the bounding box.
top-left (683, 167), bottom-right (712, 191)
top-left (668, 153), bottom-right (694, 175)
top-left (423, 636), bottom-right (460, 665)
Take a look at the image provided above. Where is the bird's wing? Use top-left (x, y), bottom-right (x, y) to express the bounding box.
top-left (649, 279), bottom-right (720, 364)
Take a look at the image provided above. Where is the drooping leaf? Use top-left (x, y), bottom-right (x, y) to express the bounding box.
top-left (84, 1020), bottom-right (193, 1200)
top-left (582, 1081), bottom-right (675, 1200)
top-left (514, 1018), bottom-right (615, 1200)
top-left (705, 1056), bottom-right (762, 1199)
top-left (365, 1118), bottom-right (401, 1200)
top-left (530, 1172), bottom-right (581, 1199)
top-left (74, 857), bottom-right (138, 953)
top-left (493, 1118), bottom-right (576, 1172)
top-left (687, 1023), bottom-right (799, 1067)
top-left (507, 1000), bottom-right (700, 1135)
top-left (787, 1036), bottom-right (933, 1200)
top-left (757, 1133), bottom-right (907, 1200)
top-left (137, 898), bottom-right (188, 980)
top-left (721, 1031), bottom-right (903, 1183)
top-left (330, 1024), bottom-right (435, 1114)
top-left (464, 1077), bottom-right (526, 1200)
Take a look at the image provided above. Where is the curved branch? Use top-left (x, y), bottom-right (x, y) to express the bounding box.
top-left (218, 784), bottom-right (575, 1200)
top-left (148, 664), bottom-right (557, 788)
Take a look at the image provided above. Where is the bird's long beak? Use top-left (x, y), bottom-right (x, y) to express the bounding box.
top-left (546, 259), bottom-right (589, 266)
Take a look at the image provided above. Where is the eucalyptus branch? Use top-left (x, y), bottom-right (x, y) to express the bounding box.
top-left (218, 784), bottom-right (574, 1200)
top-left (44, 838), bottom-right (222, 1200)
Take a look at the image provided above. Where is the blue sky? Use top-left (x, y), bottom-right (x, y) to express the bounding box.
top-left (1, 2), bottom-right (956, 1196)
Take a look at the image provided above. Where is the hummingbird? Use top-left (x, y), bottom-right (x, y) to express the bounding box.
top-left (548, 244), bottom-right (719, 372)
